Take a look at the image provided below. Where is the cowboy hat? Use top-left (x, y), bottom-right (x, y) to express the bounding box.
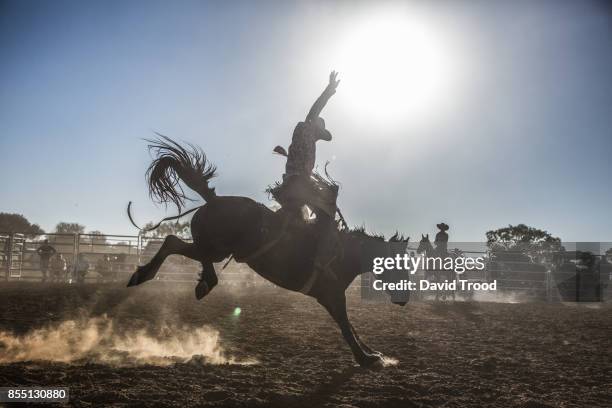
top-left (313, 117), bottom-right (332, 141)
top-left (437, 223), bottom-right (449, 231)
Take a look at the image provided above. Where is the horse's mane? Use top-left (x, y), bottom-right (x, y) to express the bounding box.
top-left (344, 226), bottom-right (409, 243)
top-left (344, 225), bottom-right (386, 241)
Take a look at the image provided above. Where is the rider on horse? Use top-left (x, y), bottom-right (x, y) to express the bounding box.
top-left (435, 223), bottom-right (449, 256)
top-left (274, 71), bottom-right (341, 276)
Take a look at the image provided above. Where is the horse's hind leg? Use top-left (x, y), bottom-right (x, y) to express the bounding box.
top-left (127, 235), bottom-right (199, 287)
top-left (195, 261), bottom-right (218, 300)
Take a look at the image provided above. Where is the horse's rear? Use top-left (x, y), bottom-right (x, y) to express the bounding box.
top-left (190, 196), bottom-right (271, 264)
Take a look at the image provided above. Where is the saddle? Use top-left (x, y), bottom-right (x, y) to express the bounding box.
top-left (267, 171), bottom-right (339, 219)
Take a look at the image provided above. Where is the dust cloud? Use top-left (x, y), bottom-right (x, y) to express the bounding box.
top-left (0, 315), bottom-right (257, 366)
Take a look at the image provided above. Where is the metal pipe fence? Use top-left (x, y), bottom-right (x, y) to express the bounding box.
top-left (2, 233), bottom-right (611, 301)
top-left (0, 232), bottom-right (193, 283)
top-left (0, 232), bottom-right (267, 285)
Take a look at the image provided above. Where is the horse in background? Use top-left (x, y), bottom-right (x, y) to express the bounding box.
top-left (417, 234), bottom-right (458, 301)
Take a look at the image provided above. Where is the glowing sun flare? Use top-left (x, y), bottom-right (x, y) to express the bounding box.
top-left (335, 15), bottom-right (453, 121)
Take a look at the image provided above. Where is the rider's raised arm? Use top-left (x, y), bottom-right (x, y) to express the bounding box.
top-left (306, 71), bottom-right (340, 123)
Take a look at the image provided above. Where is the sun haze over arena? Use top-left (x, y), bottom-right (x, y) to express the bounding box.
top-left (332, 7), bottom-right (460, 123)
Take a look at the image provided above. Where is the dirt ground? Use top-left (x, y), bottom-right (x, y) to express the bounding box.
top-left (0, 282), bottom-right (610, 407)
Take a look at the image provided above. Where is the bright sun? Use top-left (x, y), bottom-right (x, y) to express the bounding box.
top-left (333, 13), bottom-right (454, 122)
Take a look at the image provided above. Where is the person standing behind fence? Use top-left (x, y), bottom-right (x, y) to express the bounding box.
top-left (2, 237), bottom-right (10, 280)
top-left (50, 253), bottom-right (66, 283)
top-left (96, 255), bottom-right (111, 282)
top-left (75, 253), bottom-right (90, 284)
top-left (37, 239), bottom-right (56, 282)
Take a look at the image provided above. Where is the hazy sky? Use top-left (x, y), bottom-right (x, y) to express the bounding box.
top-left (1, 0), bottom-right (611, 242)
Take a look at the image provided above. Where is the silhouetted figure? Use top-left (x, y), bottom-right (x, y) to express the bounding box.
top-left (74, 253), bottom-right (89, 284)
top-left (276, 71), bottom-right (340, 275)
top-left (37, 239), bottom-right (56, 282)
top-left (418, 232), bottom-right (456, 301)
top-left (115, 253), bottom-right (127, 278)
top-left (49, 253), bottom-right (66, 283)
top-left (2, 237), bottom-right (10, 279)
top-left (435, 223), bottom-right (449, 256)
top-left (96, 255), bottom-right (112, 282)
top-left (575, 251), bottom-right (601, 302)
top-left (285, 71), bottom-right (338, 180)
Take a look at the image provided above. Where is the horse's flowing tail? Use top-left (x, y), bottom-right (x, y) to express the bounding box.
top-left (146, 135), bottom-right (217, 211)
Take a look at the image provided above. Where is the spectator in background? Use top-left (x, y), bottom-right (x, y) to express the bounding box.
top-left (96, 255), bottom-right (112, 282)
top-left (37, 239), bottom-right (56, 282)
top-left (75, 253), bottom-right (90, 284)
top-left (50, 253), bottom-right (66, 283)
top-left (2, 237), bottom-right (10, 279)
top-left (114, 253), bottom-right (126, 280)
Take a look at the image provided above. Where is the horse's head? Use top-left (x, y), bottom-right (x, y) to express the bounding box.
top-left (417, 234), bottom-right (433, 255)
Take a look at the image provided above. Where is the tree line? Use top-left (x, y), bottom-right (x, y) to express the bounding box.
top-left (0, 212), bottom-right (189, 240)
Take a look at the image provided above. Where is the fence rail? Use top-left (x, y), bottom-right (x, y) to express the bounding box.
top-left (0, 232), bottom-right (201, 283)
top-left (2, 233), bottom-right (611, 301)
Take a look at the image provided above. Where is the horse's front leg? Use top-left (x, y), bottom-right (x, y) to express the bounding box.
top-left (350, 322), bottom-right (383, 357)
top-left (318, 292), bottom-right (384, 367)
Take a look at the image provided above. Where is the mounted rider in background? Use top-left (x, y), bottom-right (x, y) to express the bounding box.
top-left (273, 71), bottom-right (341, 276)
top-left (435, 223), bottom-right (449, 256)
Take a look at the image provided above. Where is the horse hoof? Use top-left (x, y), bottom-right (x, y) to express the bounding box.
top-left (127, 271), bottom-right (140, 287)
top-left (195, 280), bottom-right (210, 300)
top-left (358, 353), bottom-right (385, 368)
top-left (127, 265), bottom-right (156, 287)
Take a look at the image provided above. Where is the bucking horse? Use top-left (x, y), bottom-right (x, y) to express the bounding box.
top-left (127, 137), bottom-right (408, 367)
